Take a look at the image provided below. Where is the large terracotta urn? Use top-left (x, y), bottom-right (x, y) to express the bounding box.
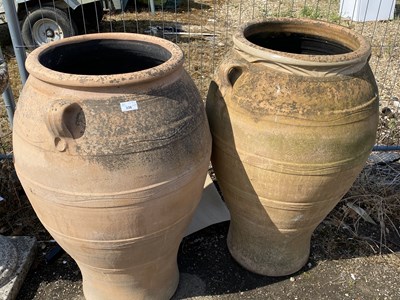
top-left (13, 33), bottom-right (211, 299)
top-left (206, 18), bottom-right (378, 276)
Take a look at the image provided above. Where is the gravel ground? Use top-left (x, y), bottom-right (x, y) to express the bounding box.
top-left (16, 219), bottom-right (400, 300)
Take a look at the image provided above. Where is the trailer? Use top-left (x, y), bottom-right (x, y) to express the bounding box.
top-left (0, 0), bottom-right (104, 48)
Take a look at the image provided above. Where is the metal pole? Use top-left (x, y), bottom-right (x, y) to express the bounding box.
top-left (0, 48), bottom-right (15, 128)
top-left (1, 85), bottom-right (16, 127)
top-left (0, 154), bottom-right (13, 160)
top-left (1, 84), bottom-right (15, 127)
top-left (149, 0), bottom-right (155, 14)
top-left (3, 0), bottom-right (28, 85)
top-left (372, 145), bottom-right (400, 152)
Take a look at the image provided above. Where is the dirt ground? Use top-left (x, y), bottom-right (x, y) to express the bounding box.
top-left (14, 214), bottom-right (400, 300)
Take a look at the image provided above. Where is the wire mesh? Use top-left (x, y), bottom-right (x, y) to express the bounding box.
top-left (2, 0), bottom-right (400, 147)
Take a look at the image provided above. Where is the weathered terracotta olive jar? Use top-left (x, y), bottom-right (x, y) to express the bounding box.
top-left (206, 18), bottom-right (378, 276)
top-left (13, 33), bottom-right (211, 299)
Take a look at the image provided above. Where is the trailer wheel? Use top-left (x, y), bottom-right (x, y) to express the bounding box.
top-left (22, 7), bottom-right (76, 49)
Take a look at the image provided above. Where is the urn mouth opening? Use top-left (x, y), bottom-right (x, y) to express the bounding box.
top-left (39, 39), bottom-right (171, 75)
top-left (26, 33), bottom-right (184, 87)
top-left (234, 18), bottom-right (371, 73)
top-left (246, 31), bottom-right (352, 56)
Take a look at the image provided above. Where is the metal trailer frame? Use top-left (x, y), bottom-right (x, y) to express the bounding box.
top-left (1, 0), bottom-right (104, 49)
top-left (0, 0), bottom-right (101, 24)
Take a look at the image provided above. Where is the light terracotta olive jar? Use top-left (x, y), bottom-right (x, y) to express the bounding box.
top-left (13, 33), bottom-right (211, 299)
top-left (206, 18), bottom-right (378, 276)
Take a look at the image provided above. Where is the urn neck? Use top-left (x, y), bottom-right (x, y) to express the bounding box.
top-left (25, 33), bottom-right (184, 88)
top-left (232, 18), bottom-right (371, 77)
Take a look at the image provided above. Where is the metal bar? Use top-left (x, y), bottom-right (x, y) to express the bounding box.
top-left (372, 145), bottom-right (400, 152)
top-left (264, 0), bottom-right (268, 18)
top-left (3, 0), bottom-right (28, 85)
top-left (0, 154), bottom-right (13, 160)
top-left (120, 0), bottom-right (126, 33)
top-left (199, 1), bottom-right (204, 93)
top-left (149, 0), bottom-right (155, 14)
top-left (1, 85), bottom-right (16, 128)
top-left (187, 0), bottom-right (191, 72)
top-left (0, 48), bottom-right (16, 128)
top-left (134, 0), bottom-right (139, 33)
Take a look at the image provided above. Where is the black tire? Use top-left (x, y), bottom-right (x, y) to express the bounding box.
top-left (21, 7), bottom-right (77, 49)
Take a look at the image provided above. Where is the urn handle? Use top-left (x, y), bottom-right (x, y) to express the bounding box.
top-left (219, 64), bottom-right (245, 98)
top-left (45, 100), bottom-right (86, 152)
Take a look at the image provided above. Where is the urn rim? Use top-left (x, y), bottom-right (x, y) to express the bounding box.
top-left (233, 18), bottom-right (371, 75)
top-left (25, 32), bottom-right (184, 88)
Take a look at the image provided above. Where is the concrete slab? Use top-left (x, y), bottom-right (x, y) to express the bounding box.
top-left (185, 174), bottom-right (230, 236)
top-left (0, 236), bottom-right (36, 300)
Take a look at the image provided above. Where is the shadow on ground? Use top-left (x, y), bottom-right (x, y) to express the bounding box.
top-left (16, 214), bottom-right (400, 300)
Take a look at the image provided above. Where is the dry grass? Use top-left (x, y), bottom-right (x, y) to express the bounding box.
top-left (332, 161), bottom-right (400, 255)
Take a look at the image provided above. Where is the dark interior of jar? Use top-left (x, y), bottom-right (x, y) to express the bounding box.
top-left (247, 31), bottom-right (353, 55)
top-left (39, 39), bottom-right (172, 75)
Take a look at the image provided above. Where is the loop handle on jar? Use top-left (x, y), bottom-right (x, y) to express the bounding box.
top-left (218, 63), bottom-right (246, 99)
top-left (45, 100), bottom-right (85, 152)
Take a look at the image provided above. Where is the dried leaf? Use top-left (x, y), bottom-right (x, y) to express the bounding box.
top-left (346, 202), bottom-right (377, 225)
